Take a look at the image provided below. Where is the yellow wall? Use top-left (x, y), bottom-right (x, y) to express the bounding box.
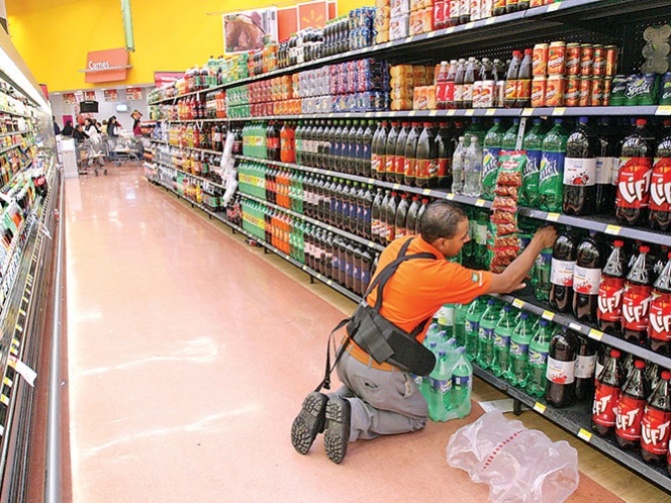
top-left (6, 0), bottom-right (369, 92)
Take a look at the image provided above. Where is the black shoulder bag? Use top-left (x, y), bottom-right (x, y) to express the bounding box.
top-left (315, 239), bottom-right (436, 392)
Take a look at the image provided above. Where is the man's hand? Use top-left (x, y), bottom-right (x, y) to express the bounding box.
top-left (533, 226), bottom-right (558, 250)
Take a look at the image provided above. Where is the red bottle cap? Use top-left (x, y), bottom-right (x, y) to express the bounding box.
top-left (636, 118), bottom-right (647, 126)
top-left (668, 251), bottom-right (671, 259)
top-left (423, 122), bottom-right (433, 128)
top-left (524, 48), bottom-right (533, 55)
top-left (640, 245), bottom-right (650, 254)
top-left (421, 198), bottom-right (429, 203)
top-left (610, 349), bottom-right (621, 358)
top-left (634, 360), bottom-right (646, 369)
top-left (662, 371), bottom-right (671, 381)
top-left (613, 240), bottom-right (624, 248)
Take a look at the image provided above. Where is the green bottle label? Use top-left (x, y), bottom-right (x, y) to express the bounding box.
top-left (539, 151), bottom-right (564, 212)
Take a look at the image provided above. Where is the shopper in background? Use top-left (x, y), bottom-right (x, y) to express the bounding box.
top-left (72, 124), bottom-right (88, 142)
top-left (84, 118), bottom-right (101, 143)
top-left (53, 116), bottom-right (61, 135)
top-left (291, 201), bottom-right (557, 464)
top-left (62, 120), bottom-right (73, 137)
top-left (131, 110), bottom-right (143, 136)
top-left (106, 116), bottom-right (120, 162)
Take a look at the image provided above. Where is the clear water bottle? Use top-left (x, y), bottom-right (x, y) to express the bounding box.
top-left (463, 136), bottom-right (483, 197)
top-left (451, 136), bottom-right (466, 195)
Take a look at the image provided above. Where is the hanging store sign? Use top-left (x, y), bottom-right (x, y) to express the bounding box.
top-left (297, 1), bottom-right (329, 30)
top-left (223, 8), bottom-right (278, 55)
top-left (83, 48), bottom-right (131, 83)
top-left (103, 89), bottom-right (118, 102)
top-left (126, 87), bottom-right (143, 100)
top-left (63, 93), bottom-right (76, 105)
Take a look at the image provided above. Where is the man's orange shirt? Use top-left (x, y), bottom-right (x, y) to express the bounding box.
top-left (366, 235), bottom-right (493, 343)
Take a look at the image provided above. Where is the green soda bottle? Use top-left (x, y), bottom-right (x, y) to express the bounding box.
top-left (454, 303), bottom-right (467, 348)
top-left (491, 305), bottom-right (516, 377)
top-left (501, 118), bottom-right (520, 150)
top-left (450, 348), bottom-right (473, 419)
top-left (539, 118), bottom-right (568, 212)
top-left (462, 207), bottom-right (474, 266)
top-left (465, 297), bottom-right (485, 360)
top-left (476, 299), bottom-right (498, 369)
top-left (507, 312), bottom-right (534, 386)
top-left (436, 304), bottom-right (455, 340)
top-left (474, 209), bottom-right (489, 269)
top-left (526, 319), bottom-right (553, 397)
top-left (463, 118), bottom-right (486, 148)
top-left (521, 118), bottom-right (544, 207)
top-left (427, 350), bottom-right (454, 421)
top-left (481, 119), bottom-right (504, 200)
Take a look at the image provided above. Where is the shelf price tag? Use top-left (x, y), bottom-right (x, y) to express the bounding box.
top-left (368, 241), bottom-right (375, 248)
top-left (568, 322), bottom-right (582, 332)
top-left (588, 329), bottom-right (604, 341)
top-left (546, 212), bottom-right (561, 222)
top-left (429, 110), bottom-right (438, 117)
top-left (533, 402), bottom-right (546, 414)
top-left (0, 395), bottom-right (8, 406)
top-left (408, 110), bottom-right (418, 117)
top-left (445, 27), bottom-right (455, 34)
top-left (485, 108), bottom-right (497, 116)
top-left (553, 107), bottom-right (566, 116)
top-left (577, 428), bottom-right (592, 442)
top-left (547, 2), bottom-right (561, 11)
top-left (446, 110), bottom-right (456, 116)
top-left (327, 279), bottom-right (333, 286)
top-left (302, 265), bottom-right (307, 271)
top-left (393, 183), bottom-right (401, 190)
top-left (426, 31), bottom-right (437, 38)
top-left (446, 193), bottom-right (455, 200)
top-left (465, 109), bottom-right (475, 117)
top-left (657, 105), bottom-right (671, 116)
top-left (512, 298), bottom-right (525, 309)
top-left (423, 189), bottom-right (431, 195)
top-left (485, 17), bottom-right (496, 25)
top-left (522, 108), bottom-right (534, 117)
top-left (465, 22), bottom-right (476, 30)
top-left (475, 199), bottom-right (486, 207)
top-left (2, 378), bottom-right (11, 388)
top-left (541, 310), bottom-right (555, 321)
top-left (604, 224), bottom-right (621, 236)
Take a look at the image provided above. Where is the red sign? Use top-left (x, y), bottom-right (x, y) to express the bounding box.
top-left (63, 93), bottom-right (76, 105)
top-left (154, 72), bottom-right (183, 88)
top-left (103, 89), bottom-right (118, 102)
top-left (85, 48), bottom-right (130, 83)
top-left (126, 87), bottom-right (143, 100)
top-left (85, 91), bottom-right (97, 101)
top-left (39, 84), bottom-right (49, 100)
top-left (298, 1), bottom-right (328, 30)
top-left (277, 7), bottom-right (297, 42)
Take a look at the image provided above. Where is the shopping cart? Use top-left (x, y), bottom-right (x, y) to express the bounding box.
top-left (76, 139), bottom-right (108, 176)
top-left (111, 133), bottom-right (142, 164)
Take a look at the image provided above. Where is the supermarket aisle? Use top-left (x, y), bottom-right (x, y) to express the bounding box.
top-left (65, 167), bottom-right (631, 502)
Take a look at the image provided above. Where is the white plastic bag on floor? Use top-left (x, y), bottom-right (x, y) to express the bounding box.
top-left (446, 411), bottom-right (579, 503)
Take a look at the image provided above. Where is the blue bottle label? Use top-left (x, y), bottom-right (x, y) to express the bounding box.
top-left (510, 341), bottom-right (530, 357)
top-left (478, 327), bottom-right (495, 340)
top-left (493, 333), bottom-right (511, 348)
top-left (453, 374), bottom-right (471, 389)
top-left (466, 320), bottom-right (479, 333)
top-left (528, 349), bottom-right (548, 366)
top-left (525, 149), bottom-right (542, 177)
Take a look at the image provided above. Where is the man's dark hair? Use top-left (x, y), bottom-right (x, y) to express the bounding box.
top-left (419, 200), bottom-right (467, 243)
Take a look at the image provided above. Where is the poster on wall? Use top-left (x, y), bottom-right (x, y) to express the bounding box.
top-left (222, 7), bottom-right (278, 54)
top-left (277, 1), bottom-right (336, 42)
top-left (126, 87), bottom-right (143, 100)
top-left (103, 89), bottom-right (118, 102)
top-left (85, 91), bottom-right (97, 101)
top-left (63, 93), bottom-right (76, 105)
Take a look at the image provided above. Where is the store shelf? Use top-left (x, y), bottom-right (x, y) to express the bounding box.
top-left (155, 160), bottom-right (226, 192)
top-left (238, 191), bottom-right (385, 253)
top-left (164, 118), bottom-right (228, 124)
top-left (153, 179), bottom-right (362, 303)
top-left (0, 130), bottom-right (30, 139)
top-left (150, 139), bottom-right (168, 145)
top-left (472, 363), bottom-right (671, 492)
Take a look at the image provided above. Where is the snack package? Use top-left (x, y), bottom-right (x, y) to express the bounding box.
top-left (496, 150), bottom-right (527, 187)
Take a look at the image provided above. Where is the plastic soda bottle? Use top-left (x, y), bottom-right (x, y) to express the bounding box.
top-left (539, 118), bottom-right (568, 212)
top-left (622, 245), bottom-right (653, 345)
top-left (549, 228), bottom-right (578, 313)
top-left (592, 348), bottom-right (625, 437)
top-left (597, 240), bottom-right (627, 335)
top-left (491, 305), bottom-right (515, 377)
top-left (451, 136), bottom-right (466, 195)
top-left (501, 118), bottom-right (520, 150)
top-left (650, 123), bottom-right (671, 232)
top-left (506, 312), bottom-right (533, 386)
top-left (427, 350), bottom-right (453, 421)
top-left (648, 251), bottom-right (671, 353)
top-left (465, 297), bottom-right (485, 360)
top-left (454, 303), bottom-right (467, 348)
top-left (572, 232), bottom-right (603, 323)
top-left (563, 117), bottom-right (598, 216)
top-left (463, 136), bottom-right (484, 197)
top-left (615, 360), bottom-right (649, 449)
top-left (450, 348), bottom-right (473, 418)
top-left (545, 326), bottom-right (579, 408)
top-left (526, 319), bottom-right (552, 397)
top-left (435, 304), bottom-right (455, 340)
top-left (481, 119), bottom-right (504, 200)
top-left (476, 299), bottom-right (498, 369)
top-left (641, 370), bottom-right (671, 464)
top-left (532, 247), bottom-right (553, 301)
top-left (521, 118), bottom-right (544, 207)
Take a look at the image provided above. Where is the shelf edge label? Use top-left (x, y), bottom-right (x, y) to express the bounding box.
top-left (533, 402), bottom-right (546, 414)
top-left (577, 428), bottom-right (592, 442)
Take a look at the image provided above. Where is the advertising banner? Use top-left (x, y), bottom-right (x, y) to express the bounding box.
top-left (223, 8), bottom-right (278, 54)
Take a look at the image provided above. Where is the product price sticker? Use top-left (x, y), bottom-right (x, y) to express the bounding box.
top-left (465, 109), bottom-right (475, 117)
top-left (546, 212), bottom-right (561, 222)
top-left (423, 189), bottom-right (432, 195)
top-left (522, 108), bottom-right (534, 117)
top-left (657, 105), bottom-right (671, 116)
top-left (604, 224), bottom-right (621, 235)
top-left (513, 298), bottom-right (525, 309)
top-left (542, 310), bottom-right (555, 321)
top-left (553, 107), bottom-right (566, 116)
top-left (577, 428), bottom-right (592, 442)
top-left (533, 402), bottom-right (547, 414)
top-left (588, 328), bottom-right (604, 341)
top-left (569, 322), bottom-right (582, 332)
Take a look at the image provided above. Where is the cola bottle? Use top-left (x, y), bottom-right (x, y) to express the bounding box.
top-left (563, 117), bottom-right (598, 216)
top-left (595, 118), bottom-right (619, 215)
top-left (597, 240), bottom-right (627, 335)
top-left (641, 370), bottom-right (671, 464)
top-left (574, 337), bottom-right (597, 401)
top-left (648, 251), bottom-right (671, 353)
top-left (572, 232), bottom-right (603, 323)
top-left (622, 245), bottom-right (653, 345)
top-left (545, 326), bottom-right (579, 408)
top-left (650, 121), bottom-right (671, 232)
top-left (549, 229), bottom-right (578, 313)
top-left (384, 122), bottom-right (400, 183)
top-left (592, 349), bottom-right (625, 437)
top-left (615, 119), bottom-right (654, 227)
top-left (615, 360), bottom-right (649, 449)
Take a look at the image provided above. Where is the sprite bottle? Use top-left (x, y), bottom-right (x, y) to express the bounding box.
top-left (454, 303), bottom-right (467, 348)
top-left (450, 348), bottom-right (473, 419)
top-left (491, 305), bottom-right (516, 377)
top-left (521, 118), bottom-right (544, 208)
top-left (465, 297), bottom-right (485, 360)
top-left (506, 312), bottom-right (534, 386)
top-left (539, 119), bottom-right (568, 212)
top-left (526, 319), bottom-right (553, 397)
top-left (476, 299), bottom-right (498, 369)
top-left (481, 119), bottom-right (504, 200)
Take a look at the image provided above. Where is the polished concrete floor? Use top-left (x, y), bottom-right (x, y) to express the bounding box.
top-left (63, 166), bottom-right (667, 502)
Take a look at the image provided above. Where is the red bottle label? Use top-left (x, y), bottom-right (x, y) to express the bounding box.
top-left (615, 157), bottom-right (653, 209)
top-left (615, 395), bottom-right (646, 441)
top-left (385, 155), bottom-right (395, 175)
top-left (622, 283), bottom-right (652, 331)
top-left (445, 82), bottom-right (455, 104)
top-left (404, 158), bottom-right (416, 178)
top-left (648, 291), bottom-right (671, 342)
top-left (592, 382), bottom-right (620, 427)
top-left (641, 406), bottom-right (671, 455)
top-left (597, 276), bottom-right (625, 322)
top-left (650, 158), bottom-right (671, 212)
top-left (416, 159), bottom-right (434, 182)
top-left (371, 154), bottom-right (384, 175)
top-left (437, 158), bottom-right (449, 179)
top-left (395, 155), bottom-right (405, 176)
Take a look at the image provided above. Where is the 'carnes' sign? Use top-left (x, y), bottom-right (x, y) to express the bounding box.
top-left (85, 48), bottom-right (130, 83)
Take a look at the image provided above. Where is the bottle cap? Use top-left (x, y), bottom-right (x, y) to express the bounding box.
top-left (488, 299), bottom-right (495, 305)
top-left (640, 245), bottom-right (650, 253)
top-left (614, 240), bottom-right (624, 247)
top-left (524, 48), bottom-right (533, 55)
top-left (634, 360), bottom-right (646, 369)
top-left (668, 251), bottom-right (671, 259)
top-left (610, 349), bottom-right (621, 358)
top-left (520, 312), bottom-right (528, 319)
top-left (636, 118), bottom-right (647, 126)
top-left (579, 116), bottom-right (589, 123)
top-left (539, 319), bottom-right (548, 326)
top-left (423, 122), bottom-right (433, 127)
top-left (662, 371), bottom-right (671, 380)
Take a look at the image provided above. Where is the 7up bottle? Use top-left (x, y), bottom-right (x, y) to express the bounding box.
top-left (465, 297), bottom-right (485, 360)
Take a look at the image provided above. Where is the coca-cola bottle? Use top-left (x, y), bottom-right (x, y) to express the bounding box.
top-left (597, 240), bottom-right (627, 335)
top-left (549, 229), bottom-right (578, 313)
top-left (371, 121), bottom-right (389, 180)
top-left (435, 123), bottom-right (453, 188)
top-left (572, 232), bottom-right (603, 323)
top-left (615, 118), bottom-right (655, 227)
top-left (563, 117), bottom-right (598, 216)
top-left (650, 121), bottom-right (671, 232)
top-left (574, 337), bottom-right (597, 401)
top-left (648, 251), bottom-right (671, 353)
top-left (640, 370), bottom-right (671, 464)
top-left (595, 117), bottom-right (619, 215)
top-left (545, 326), bottom-right (579, 408)
top-left (615, 360), bottom-right (649, 449)
top-left (622, 245), bottom-right (653, 345)
top-left (592, 349), bottom-right (625, 437)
